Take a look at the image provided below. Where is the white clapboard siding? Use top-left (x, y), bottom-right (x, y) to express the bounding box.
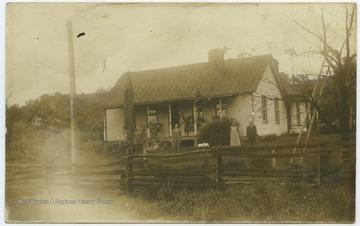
top-left (253, 64), bottom-right (288, 136)
top-left (227, 94), bottom-right (253, 136)
top-left (105, 108), bottom-right (124, 141)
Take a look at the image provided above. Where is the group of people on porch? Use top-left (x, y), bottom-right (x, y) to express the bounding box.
top-left (172, 121), bottom-right (257, 151)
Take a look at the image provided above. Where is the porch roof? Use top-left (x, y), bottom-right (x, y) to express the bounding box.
top-left (104, 54), bottom-right (288, 108)
top-left (282, 78), bottom-right (303, 97)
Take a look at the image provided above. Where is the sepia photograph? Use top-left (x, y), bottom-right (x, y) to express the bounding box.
top-left (4, 2), bottom-right (356, 223)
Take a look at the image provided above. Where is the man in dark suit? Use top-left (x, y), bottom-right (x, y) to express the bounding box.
top-left (247, 121), bottom-right (257, 145)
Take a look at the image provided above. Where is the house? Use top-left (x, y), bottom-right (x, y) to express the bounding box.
top-left (103, 49), bottom-right (307, 145)
top-left (281, 74), bottom-right (309, 133)
top-left (31, 115), bottom-right (43, 128)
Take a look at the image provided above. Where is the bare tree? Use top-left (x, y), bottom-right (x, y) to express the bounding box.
top-left (293, 4), bottom-right (356, 142)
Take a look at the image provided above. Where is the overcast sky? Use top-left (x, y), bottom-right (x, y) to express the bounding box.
top-left (5, 2), bottom-right (356, 106)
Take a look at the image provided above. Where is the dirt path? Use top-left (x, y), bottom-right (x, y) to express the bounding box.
top-left (6, 184), bottom-right (164, 223)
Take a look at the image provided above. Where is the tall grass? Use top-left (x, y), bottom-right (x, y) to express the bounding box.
top-left (132, 179), bottom-right (354, 223)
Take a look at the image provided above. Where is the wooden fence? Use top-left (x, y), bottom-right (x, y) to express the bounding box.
top-left (7, 142), bottom-right (350, 193)
top-left (122, 143), bottom-right (329, 192)
top-left (6, 161), bottom-right (124, 192)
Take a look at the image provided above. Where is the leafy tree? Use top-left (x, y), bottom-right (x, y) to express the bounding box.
top-left (6, 89), bottom-right (107, 163)
top-left (76, 90), bottom-right (106, 140)
top-left (6, 104), bottom-right (23, 146)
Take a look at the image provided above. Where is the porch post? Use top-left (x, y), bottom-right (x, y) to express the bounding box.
top-left (219, 98), bottom-right (223, 120)
top-left (193, 101), bottom-right (197, 135)
top-left (251, 93), bottom-right (255, 123)
top-left (146, 105), bottom-right (150, 138)
top-left (169, 103), bottom-right (172, 137)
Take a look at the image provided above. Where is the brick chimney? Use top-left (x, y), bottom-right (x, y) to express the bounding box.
top-left (272, 58), bottom-right (279, 73)
top-left (208, 48), bottom-right (225, 62)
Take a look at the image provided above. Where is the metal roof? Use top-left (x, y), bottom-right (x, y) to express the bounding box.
top-left (104, 54), bottom-right (286, 108)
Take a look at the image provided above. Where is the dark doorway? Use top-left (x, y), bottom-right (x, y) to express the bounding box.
top-left (171, 103), bottom-right (180, 128)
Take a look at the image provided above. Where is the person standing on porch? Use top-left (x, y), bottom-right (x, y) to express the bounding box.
top-left (172, 124), bottom-right (182, 152)
top-left (247, 121), bottom-right (257, 145)
top-left (230, 121), bottom-right (241, 146)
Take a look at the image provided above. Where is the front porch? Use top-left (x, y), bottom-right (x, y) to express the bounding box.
top-left (142, 98), bottom-right (227, 146)
top-left (161, 135), bottom-right (200, 147)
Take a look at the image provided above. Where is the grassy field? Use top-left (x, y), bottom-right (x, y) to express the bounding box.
top-left (130, 176), bottom-right (355, 223)
top-left (131, 178), bottom-right (354, 223)
top-left (6, 133), bottom-right (355, 223)
top-left (130, 133), bottom-right (355, 223)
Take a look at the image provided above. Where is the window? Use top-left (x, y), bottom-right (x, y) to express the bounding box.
top-left (296, 103), bottom-right (301, 125)
top-left (274, 98), bottom-right (280, 124)
top-left (262, 95), bottom-right (268, 122)
top-left (148, 108), bottom-right (157, 123)
top-left (216, 102), bottom-right (227, 118)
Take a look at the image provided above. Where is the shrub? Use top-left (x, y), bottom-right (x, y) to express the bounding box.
top-left (198, 117), bottom-right (234, 146)
top-left (261, 133), bottom-right (277, 142)
top-left (102, 141), bottom-right (129, 158)
top-left (133, 122), bottom-right (165, 153)
top-left (6, 121), bottom-right (71, 164)
top-left (318, 123), bottom-right (338, 134)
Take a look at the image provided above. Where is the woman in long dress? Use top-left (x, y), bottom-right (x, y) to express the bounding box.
top-left (230, 122), bottom-right (241, 146)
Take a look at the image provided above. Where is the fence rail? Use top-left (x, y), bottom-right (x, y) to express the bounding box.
top-left (7, 143), bottom-right (345, 192)
top-left (121, 143), bottom-right (329, 192)
top-left (6, 160), bottom-right (124, 191)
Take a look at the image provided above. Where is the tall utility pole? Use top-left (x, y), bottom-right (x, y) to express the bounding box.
top-left (286, 48), bottom-right (297, 83)
top-left (291, 54), bottom-right (295, 83)
top-left (67, 20), bottom-right (77, 164)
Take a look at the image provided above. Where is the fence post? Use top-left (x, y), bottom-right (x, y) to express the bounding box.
top-left (271, 149), bottom-right (276, 168)
top-left (125, 150), bottom-right (130, 193)
top-left (342, 142), bottom-right (351, 164)
top-left (317, 144), bottom-right (321, 186)
top-left (320, 143), bottom-right (328, 176)
top-left (216, 148), bottom-right (223, 190)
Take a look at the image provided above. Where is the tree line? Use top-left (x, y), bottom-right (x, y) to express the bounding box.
top-left (6, 90), bottom-right (107, 163)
